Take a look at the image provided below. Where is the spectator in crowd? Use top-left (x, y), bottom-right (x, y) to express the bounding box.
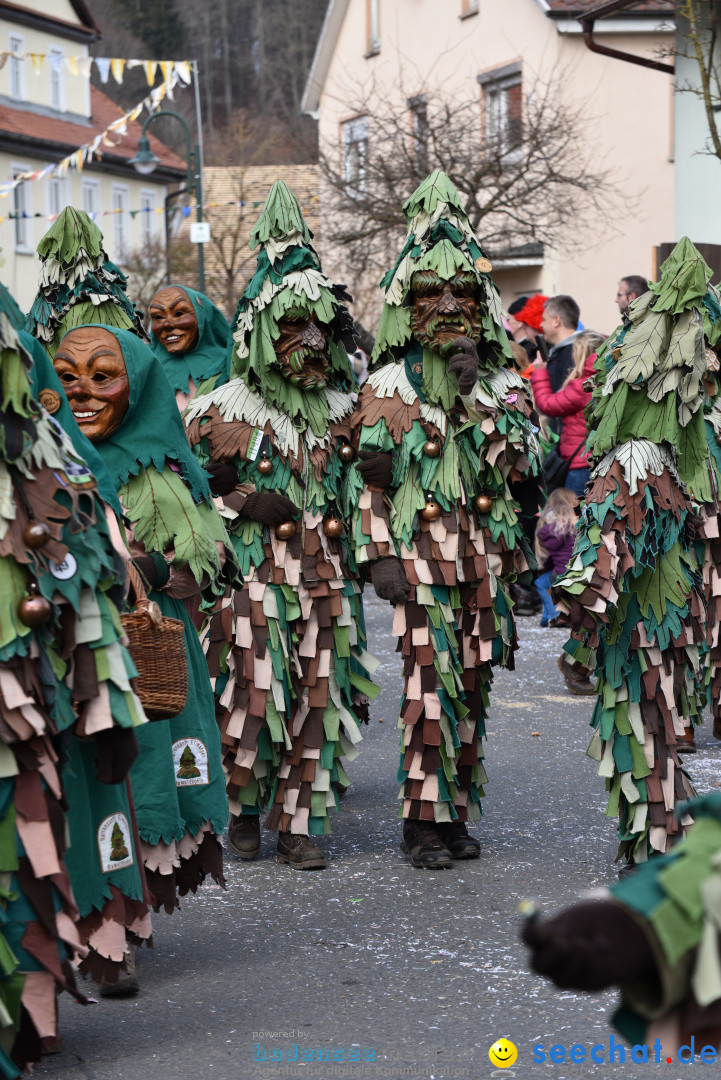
top-left (615, 274), bottom-right (649, 316)
top-left (530, 330), bottom-right (605, 498)
top-left (541, 295), bottom-right (581, 393)
top-left (509, 294), bottom-right (547, 363)
top-left (534, 488), bottom-right (580, 627)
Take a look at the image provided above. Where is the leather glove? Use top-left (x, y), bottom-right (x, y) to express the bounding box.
top-left (206, 462), bottom-right (239, 497)
top-left (132, 555), bottom-right (158, 588)
top-left (521, 899), bottom-right (656, 991)
top-left (94, 727), bottom-right (140, 785)
top-left (448, 337), bottom-right (479, 395)
top-left (357, 450), bottom-right (393, 489)
top-left (370, 556), bottom-right (410, 605)
top-left (242, 491), bottom-right (299, 526)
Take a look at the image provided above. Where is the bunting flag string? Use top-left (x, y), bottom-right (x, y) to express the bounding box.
top-left (0, 53), bottom-right (193, 87)
top-left (0, 195), bottom-right (321, 227)
top-left (0, 65), bottom-right (192, 198)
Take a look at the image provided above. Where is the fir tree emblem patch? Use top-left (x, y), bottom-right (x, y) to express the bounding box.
top-left (97, 813), bottom-right (134, 872)
top-left (172, 738), bottom-right (208, 786)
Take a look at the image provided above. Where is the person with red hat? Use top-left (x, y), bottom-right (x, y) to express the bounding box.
top-left (508, 294), bottom-right (547, 365)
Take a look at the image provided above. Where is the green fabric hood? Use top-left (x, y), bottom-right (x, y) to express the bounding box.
top-left (149, 285), bottom-right (231, 393)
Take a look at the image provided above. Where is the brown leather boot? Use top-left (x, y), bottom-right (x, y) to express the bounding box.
top-left (557, 654), bottom-right (595, 696)
top-left (401, 820), bottom-right (453, 869)
top-left (676, 727), bottom-right (697, 754)
top-left (276, 832), bottom-right (326, 870)
top-left (100, 944), bottom-right (139, 998)
top-left (436, 820), bottom-right (480, 860)
top-left (714, 717), bottom-right (721, 741)
top-left (227, 814), bottom-right (261, 859)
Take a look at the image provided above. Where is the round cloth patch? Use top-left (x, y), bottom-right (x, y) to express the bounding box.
top-left (475, 256), bottom-right (493, 273)
top-left (48, 553), bottom-right (78, 580)
top-left (38, 389), bottom-right (61, 414)
top-left (173, 738), bottom-right (209, 787)
top-left (97, 813), bottom-right (134, 872)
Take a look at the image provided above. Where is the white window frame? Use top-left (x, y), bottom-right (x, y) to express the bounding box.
top-left (11, 163), bottom-right (32, 253)
top-left (367, 0), bottom-right (380, 55)
top-left (111, 184), bottom-right (129, 260)
top-left (46, 175), bottom-right (69, 221)
top-left (341, 115), bottom-right (369, 197)
top-left (478, 62), bottom-right (523, 160)
top-left (9, 34), bottom-right (25, 102)
top-left (82, 178), bottom-right (101, 220)
top-left (49, 49), bottom-right (65, 112)
top-left (139, 188), bottom-right (157, 245)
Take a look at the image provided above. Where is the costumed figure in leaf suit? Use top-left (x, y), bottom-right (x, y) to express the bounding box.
top-left (523, 789), bottom-right (721, 1058)
top-left (25, 208), bottom-right (146, 358)
top-left (149, 285), bottom-right (231, 410)
top-left (53, 326), bottom-right (237, 919)
top-left (554, 238), bottom-right (711, 868)
top-left (0, 316), bottom-right (148, 1070)
top-left (348, 172), bottom-right (539, 869)
top-left (184, 181), bottom-right (377, 870)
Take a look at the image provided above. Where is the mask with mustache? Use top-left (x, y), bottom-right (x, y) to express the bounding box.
top-left (275, 312), bottom-right (329, 389)
top-left (411, 270), bottom-right (481, 357)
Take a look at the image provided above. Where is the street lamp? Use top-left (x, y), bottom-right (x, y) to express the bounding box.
top-left (130, 110), bottom-right (205, 293)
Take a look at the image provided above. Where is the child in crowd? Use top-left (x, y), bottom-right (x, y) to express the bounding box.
top-left (534, 488), bottom-right (580, 627)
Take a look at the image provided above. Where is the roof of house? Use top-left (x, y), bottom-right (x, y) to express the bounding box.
top-left (0, 0), bottom-right (101, 41)
top-left (544, 1), bottom-right (674, 13)
top-left (0, 85), bottom-right (186, 180)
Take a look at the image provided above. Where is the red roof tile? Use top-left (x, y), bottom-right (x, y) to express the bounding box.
top-left (545, 1), bottom-right (674, 13)
top-left (0, 85), bottom-right (186, 175)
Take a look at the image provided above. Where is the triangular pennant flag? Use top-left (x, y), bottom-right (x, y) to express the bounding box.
top-left (29, 53), bottom-right (44, 75)
top-left (128, 104), bottom-right (143, 121)
top-left (94, 57), bottom-right (110, 83)
top-left (175, 61), bottom-right (191, 84)
top-left (159, 60), bottom-right (173, 82)
top-left (64, 55), bottom-right (79, 76)
top-left (110, 57), bottom-right (126, 83)
top-left (0, 53), bottom-right (9, 71)
top-left (77, 56), bottom-right (92, 78)
top-left (143, 60), bottom-right (158, 86)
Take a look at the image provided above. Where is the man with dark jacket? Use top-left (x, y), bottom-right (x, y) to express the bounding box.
top-left (541, 295), bottom-right (580, 393)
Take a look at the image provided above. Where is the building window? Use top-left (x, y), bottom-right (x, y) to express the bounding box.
top-left (82, 179), bottom-right (100, 219)
top-left (478, 62), bottom-right (523, 156)
top-left (49, 50), bottom-right (65, 111)
top-left (341, 116), bottom-right (369, 195)
top-left (46, 176), bottom-right (67, 220)
top-left (12, 167), bottom-right (32, 252)
top-left (408, 95), bottom-right (428, 173)
top-left (9, 34), bottom-right (25, 101)
top-left (366, 0), bottom-right (380, 55)
top-left (112, 185), bottom-right (129, 258)
top-left (461, 0), bottom-right (479, 15)
top-left (140, 189), bottom-right (157, 244)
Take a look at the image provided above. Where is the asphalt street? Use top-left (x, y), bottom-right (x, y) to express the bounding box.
top-left (39, 595), bottom-right (720, 1080)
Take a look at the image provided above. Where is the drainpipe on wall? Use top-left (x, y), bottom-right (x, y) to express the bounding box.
top-left (578, 0), bottom-right (675, 74)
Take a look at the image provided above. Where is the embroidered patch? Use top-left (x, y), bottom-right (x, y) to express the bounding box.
top-left (48, 553), bottom-right (77, 580)
top-left (505, 392), bottom-right (518, 405)
top-left (413, 363), bottom-right (422, 375)
top-left (475, 257), bottom-right (492, 273)
top-left (97, 813), bottom-right (134, 872)
top-left (173, 738), bottom-right (209, 786)
top-left (38, 389), bottom-right (61, 414)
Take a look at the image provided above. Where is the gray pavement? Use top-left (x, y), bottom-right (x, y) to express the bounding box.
top-left (39, 596), bottom-right (720, 1080)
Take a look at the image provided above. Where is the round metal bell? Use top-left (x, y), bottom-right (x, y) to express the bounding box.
top-left (323, 516), bottom-right (344, 538)
top-left (475, 494), bottom-right (493, 513)
top-left (423, 440), bottom-right (441, 458)
top-left (275, 521), bottom-right (296, 540)
top-left (18, 582), bottom-right (52, 627)
top-left (338, 443), bottom-right (356, 463)
top-left (23, 521), bottom-right (50, 548)
top-left (420, 499), bottom-right (441, 521)
top-left (257, 457), bottom-right (273, 475)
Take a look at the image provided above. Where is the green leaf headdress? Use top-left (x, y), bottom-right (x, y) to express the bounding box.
top-left (228, 180), bottom-right (356, 434)
top-left (25, 208), bottom-right (147, 355)
top-left (587, 237), bottom-right (715, 481)
top-left (370, 170), bottom-right (511, 373)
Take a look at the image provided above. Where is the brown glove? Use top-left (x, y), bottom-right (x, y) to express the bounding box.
top-left (206, 462), bottom-right (238, 497)
top-left (521, 899), bottom-right (656, 991)
top-left (370, 556), bottom-right (410, 604)
top-left (241, 491), bottom-right (299, 526)
top-left (94, 727), bottom-right (139, 785)
top-left (356, 450), bottom-right (393, 489)
top-left (448, 337), bottom-right (479, 395)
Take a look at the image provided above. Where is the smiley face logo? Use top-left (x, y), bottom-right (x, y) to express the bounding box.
top-left (488, 1039), bottom-right (517, 1068)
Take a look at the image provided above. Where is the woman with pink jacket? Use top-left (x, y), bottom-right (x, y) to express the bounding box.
top-left (530, 331), bottom-right (604, 498)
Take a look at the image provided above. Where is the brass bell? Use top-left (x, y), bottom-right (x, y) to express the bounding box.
top-left (323, 516), bottom-right (344, 538)
top-left (23, 521), bottom-right (50, 548)
top-left (420, 498), bottom-right (441, 522)
top-left (275, 521), bottom-right (296, 540)
top-left (423, 440), bottom-right (440, 458)
top-left (338, 443), bottom-right (356, 463)
top-left (18, 582), bottom-right (52, 627)
top-left (257, 457), bottom-right (273, 475)
top-left (475, 494), bottom-right (493, 513)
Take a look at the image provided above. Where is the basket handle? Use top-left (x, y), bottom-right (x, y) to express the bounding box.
top-left (126, 559), bottom-right (163, 627)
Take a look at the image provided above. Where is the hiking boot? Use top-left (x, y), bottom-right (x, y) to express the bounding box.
top-left (512, 584), bottom-right (540, 617)
top-left (276, 832), bottom-right (326, 870)
top-left (714, 717), bottom-right (721, 742)
top-left (557, 654), bottom-right (595, 696)
top-left (437, 820), bottom-right (480, 860)
top-left (227, 814), bottom-right (261, 859)
top-left (400, 820), bottom-right (453, 869)
top-left (676, 727), bottom-right (697, 754)
top-left (100, 945), bottom-right (139, 998)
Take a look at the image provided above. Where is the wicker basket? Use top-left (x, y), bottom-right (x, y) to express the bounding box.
top-left (120, 562), bottom-right (188, 721)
